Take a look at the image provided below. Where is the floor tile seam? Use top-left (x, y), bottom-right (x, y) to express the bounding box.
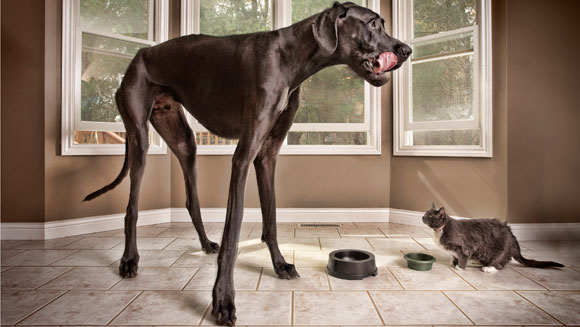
top-left (365, 237), bottom-right (377, 251)
top-left (324, 266), bottom-right (333, 291)
top-left (12, 289), bottom-right (70, 325)
top-left (365, 291), bottom-right (387, 326)
top-left (509, 267), bottom-right (549, 291)
top-left (447, 267), bottom-right (478, 291)
top-left (46, 249), bottom-right (82, 266)
top-left (318, 237), bottom-right (323, 250)
top-left (385, 267), bottom-right (406, 291)
top-left (0, 265), bottom-right (14, 273)
top-left (180, 267), bottom-right (202, 291)
top-left (32, 266), bottom-right (76, 290)
top-left (291, 290), bottom-right (295, 325)
top-left (439, 290), bottom-right (476, 326)
top-left (513, 290), bottom-right (566, 326)
top-left (155, 237), bottom-right (178, 251)
top-left (106, 290), bottom-right (145, 325)
top-left (255, 267), bottom-right (264, 291)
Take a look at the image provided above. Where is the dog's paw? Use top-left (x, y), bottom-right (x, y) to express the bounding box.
top-left (275, 262), bottom-right (300, 280)
top-left (202, 240), bottom-right (220, 254)
top-left (119, 255), bottom-right (139, 278)
top-left (481, 266), bottom-right (498, 273)
top-left (212, 290), bottom-right (236, 326)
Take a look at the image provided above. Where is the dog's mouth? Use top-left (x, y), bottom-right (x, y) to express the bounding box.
top-left (372, 52), bottom-right (398, 73)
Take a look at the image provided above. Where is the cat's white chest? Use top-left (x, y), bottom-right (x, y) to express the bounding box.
top-left (433, 229), bottom-right (456, 258)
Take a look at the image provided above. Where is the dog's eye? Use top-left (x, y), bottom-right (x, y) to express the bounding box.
top-left (369, 19), bottom-right (378, 30)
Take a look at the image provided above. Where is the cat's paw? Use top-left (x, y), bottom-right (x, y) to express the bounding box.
top-left (481, 266), bottom-right (497, 273)
top-left (453, 264), bottom-right (464, 271)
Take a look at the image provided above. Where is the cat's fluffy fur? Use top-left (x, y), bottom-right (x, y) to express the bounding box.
top-left (422, 205), bottom-right (564, 272)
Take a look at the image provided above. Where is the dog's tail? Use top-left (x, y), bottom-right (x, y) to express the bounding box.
top-left (82, 141), bottom-right (129, 202)
top-left (511, 232), bottom-right (564, 268)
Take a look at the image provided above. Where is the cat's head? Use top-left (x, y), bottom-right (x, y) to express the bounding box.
top-left (422, 203), bottom-right (449, 230)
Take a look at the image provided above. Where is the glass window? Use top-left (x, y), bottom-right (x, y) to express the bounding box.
top-left (393, 0), bottom-right (492, 157)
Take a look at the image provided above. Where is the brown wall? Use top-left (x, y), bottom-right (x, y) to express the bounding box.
top-left (2, 0), bottom-right (579, 224)
top-left (506, 0), bottom-right (580, 223)
top-left (1, 0), bottom-right (46, 222)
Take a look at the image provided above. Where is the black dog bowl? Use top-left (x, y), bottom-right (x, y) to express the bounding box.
top-left (327, 249), bottom-right (377, 280)
top-left (404, 253), bottom-right (436, 271)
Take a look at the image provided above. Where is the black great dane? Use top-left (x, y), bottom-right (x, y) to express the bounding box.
top-left (84, 2), bottom-right (411, 325)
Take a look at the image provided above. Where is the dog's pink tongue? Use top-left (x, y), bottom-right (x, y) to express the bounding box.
top-left (373, 52), bottom-right (398, 73)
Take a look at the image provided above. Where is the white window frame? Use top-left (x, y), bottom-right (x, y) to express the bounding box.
top-left (181, 0), bottom-right (382, 155)
top-left (392, 0), bottom-right (492, 157)
top-left (61, 0), bottom-right (169, 155)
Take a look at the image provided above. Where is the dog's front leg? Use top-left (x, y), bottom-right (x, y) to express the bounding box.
top-left (212, 91), bottom-right (287, 326)
top-left (254, 88), bottom-right (301, 279)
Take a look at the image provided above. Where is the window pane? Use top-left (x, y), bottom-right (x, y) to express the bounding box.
top-left (81, 33), bottom-right (148, 123)
top-left (200, 0), bottom-right (272, 36)
top-left (74, 130), bottom-right (161, 146)
top-left (292, 0), bottom-right (337, 22)
top-left (195, 132), bottom-right (238, 146)
top-left (80, 0), bottom-right (151, 40)
top-left (412, 129), bottom-right (481, 146)
top-left (287, 132), bottom-right (367, 145)
top-left (292, 1), bottom-right (365, 125)
top-left (295, 66), bottom-right (364, 124)
top-left (412, 54), bottom-right (474, 122)
top-left (412, 31), bottom-right (473, 60)
top-left (413, 0), bottom-right (477, 38)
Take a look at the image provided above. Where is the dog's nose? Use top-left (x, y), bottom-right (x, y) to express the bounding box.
top-left (398, 44), bottom-right (412, 59)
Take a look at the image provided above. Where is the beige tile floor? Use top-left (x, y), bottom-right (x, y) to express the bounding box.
top-left (1, 222), bottom-right (580, 326)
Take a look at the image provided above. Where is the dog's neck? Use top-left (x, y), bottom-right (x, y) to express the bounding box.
top-left (279, 16), bottom-right (342, 90)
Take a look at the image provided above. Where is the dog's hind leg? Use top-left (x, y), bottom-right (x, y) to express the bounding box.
top-left (254, 88), bottom-right (301, 279)
top-left (149, 94), bottom-right (219, 253)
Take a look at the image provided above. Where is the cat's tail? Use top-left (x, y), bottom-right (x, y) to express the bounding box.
top-left (511, 234), bottom-right (565, 268)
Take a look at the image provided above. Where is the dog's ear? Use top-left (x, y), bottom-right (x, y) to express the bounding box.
top-left (312, 2), bottom-right (348, 55)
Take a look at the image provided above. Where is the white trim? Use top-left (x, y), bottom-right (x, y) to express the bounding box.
top-left (3, 207), bottom-right (578, 241)
top-left (389, 208), bottom-right (580, 241)
top-left (172, 208), bottom-right (390, 223)
top-left (61, 0), bottom-right (169, 156)
top-left (1, 209), bottom-right (171, 240)
top-left (392, 0), bottom-right (493, 158)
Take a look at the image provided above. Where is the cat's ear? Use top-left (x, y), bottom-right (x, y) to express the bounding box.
top-left (438, 207), bottom-right (446, 216)
top-left (431, 202), bottom-right (436, 210)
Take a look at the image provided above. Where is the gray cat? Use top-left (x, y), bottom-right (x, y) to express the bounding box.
top-left (422, 204), bottom-right (564, 272)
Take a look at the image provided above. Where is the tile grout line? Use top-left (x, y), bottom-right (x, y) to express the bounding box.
top-left (255, 267), bottom-right (264, 291)
top-left (105, 289), bottom-right (144, 325)
top-left (513, 290), bottom-right (566, 325)
top-left (366, 290), bottom-right (386, 326)
top-left (199, 299), bottom-right (213, 326)
top-left (160, 237), bottom-right (179, 250)
top-left (181, 267), bottom-right (202, 291)
top-left (12, 289), bottom-right (70, 325)
top-left (440, 290), bottom-right (476, 326)
top-left (386, 267), bottom-right (406, 290)
top-left (509, 267), bottom-right (549, 290)
top-left (290, 290), bottom-right (295, 326)
top-left (448, 267), bottom-right (478, 291)
top-left (324, 267), bottom-right (333, 291)
top-left (47, 249), bottom-right (82, 266)
top-left (32, 266), bottom-right (76, 290)
top-left (365, 237), bottom-right (376, 251)
top-left (411, 237), bottom-right (429, 251)
top-left (317, 237), bottom-right (322, 250)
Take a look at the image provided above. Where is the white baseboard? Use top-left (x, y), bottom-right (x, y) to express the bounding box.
top-left (172, 208), bottom-right (390, 223)
top-left (389, 208), bottom-right (580, 241)
top-left (2, 207), bottom-right (579, 241)
top-left (1, 209), bottom-right (171, 240)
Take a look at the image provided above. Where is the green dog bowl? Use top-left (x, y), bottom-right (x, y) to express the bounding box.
top-left (404, 253), bottom-right (436, 271)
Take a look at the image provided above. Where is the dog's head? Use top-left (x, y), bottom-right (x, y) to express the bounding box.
top-left (313, 2), bottom-right (411, 86)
